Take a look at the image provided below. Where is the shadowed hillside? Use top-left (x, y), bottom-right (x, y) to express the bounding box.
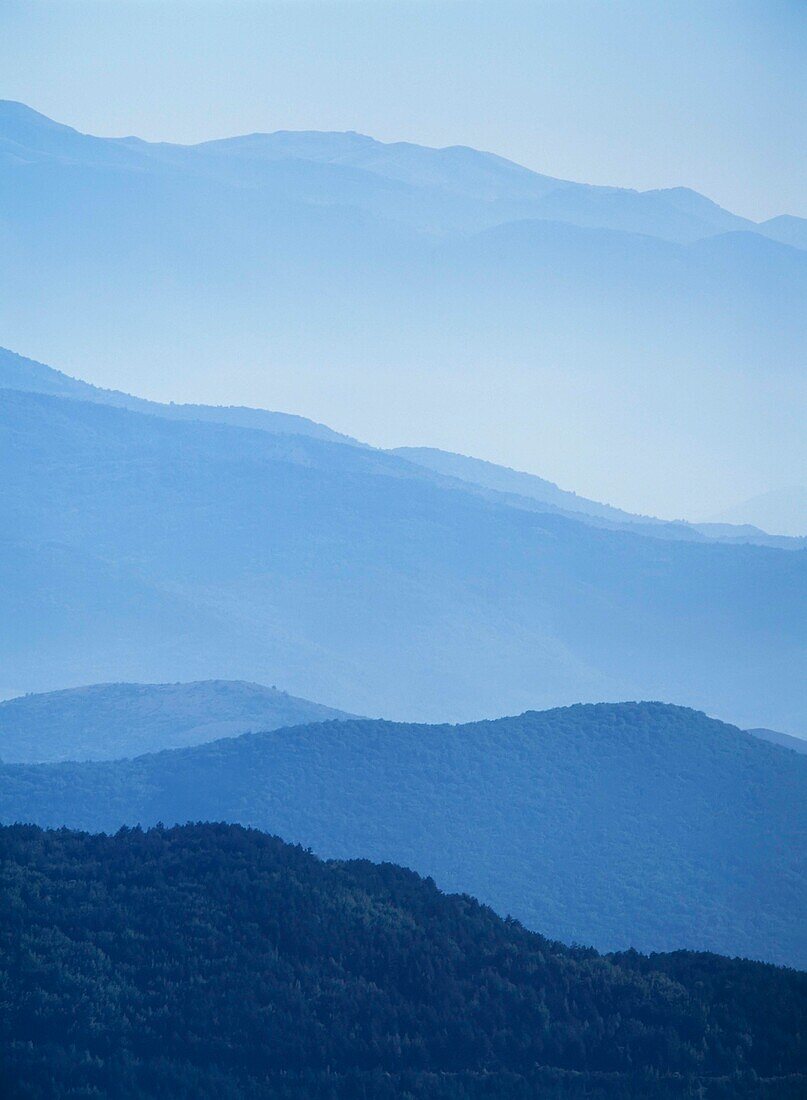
top-left (1, 821), bottom-right (805, 1099)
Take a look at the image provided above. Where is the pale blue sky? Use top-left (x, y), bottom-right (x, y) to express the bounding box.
top-left (1, 0), bottom-right (805, 221)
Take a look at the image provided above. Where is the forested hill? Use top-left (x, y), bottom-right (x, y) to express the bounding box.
top-left (2, 702), bottom-right (804, 967)
top-left (2, 822), bottom-right (805, 1099)
top-left (0, 679), bottom-right (355, 763)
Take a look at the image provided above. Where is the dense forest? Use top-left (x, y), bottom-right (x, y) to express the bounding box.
top-left (2, 702), bottom-right (804, 966)
top-left (1, 822), bottom-right (805, 1098)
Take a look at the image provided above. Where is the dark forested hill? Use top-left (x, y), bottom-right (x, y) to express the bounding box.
top-left (1, 821), bottom-right (804, 1099)
top-left (2, 385), bottom-right (806, 732)
top-left (2, 702), bottom-right (804, 967)
top-left (0, 680), bottom-right (355, 763)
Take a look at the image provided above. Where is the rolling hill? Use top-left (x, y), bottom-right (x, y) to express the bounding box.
top-left (1, 702), bottom-right (804, 967)
top-left (4, 821), bottom-right (805, 1098)
top-left (0, 680), bottom-right (354, 763)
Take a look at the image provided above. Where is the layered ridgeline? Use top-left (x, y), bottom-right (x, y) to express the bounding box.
top-left (2, 823), bottom-right (805, 1100)
top-left (1, 97), bottom-right (776, 243)
top-left (4, 346), bottom-right (801, 551)
top-left (2, 703), bottom-right (804, 968)
top-left (1, 102), bottom-right (805, 526)
top-left (2, 366), bottom-right (806, 731)
top-left (0, 345), bottom-right (360, 446)
top-left (0, 680), bottom-right (354, 763)
top-left (390, 445), bottom-right (804, 550)
top-left (1, 675), bottom-right (800, 765)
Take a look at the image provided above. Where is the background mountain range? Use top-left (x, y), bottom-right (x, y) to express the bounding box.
top-left (3, 11), bottom-right (805, 1093)
top-left (2, 347), bottom-right (806, 731)
top-left (1, 100), bottom-right (805, 524)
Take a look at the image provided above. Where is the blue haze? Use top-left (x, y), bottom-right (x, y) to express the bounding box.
top-left (0, 101), bottom-right (805, 522)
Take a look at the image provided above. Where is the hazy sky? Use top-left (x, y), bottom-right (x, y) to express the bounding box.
top-left (2, 0), bottom-right (805, 221)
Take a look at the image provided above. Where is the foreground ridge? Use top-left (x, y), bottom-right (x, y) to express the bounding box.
top-left (1, 821), bottom-right (805, 1099)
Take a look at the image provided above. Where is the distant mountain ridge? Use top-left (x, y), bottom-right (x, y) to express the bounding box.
top-left (2, 701), bottom-right (804, 967)
top-left (2, 100), bottom-right (805, 522)
top-left (391, 446), bottom-right (804, 548)
top-left (0, 346), bottom-right (360, 446)
top-left (713, 485), bottom-right (807, 539)
top-left (3, 99), bottom-right (798, 245)
top-left (4, 345), bottom-right (800, 549)
top-left (0, 679), bottom-right (355, 763)
top-left (747, 727), bottom-right (807, 755)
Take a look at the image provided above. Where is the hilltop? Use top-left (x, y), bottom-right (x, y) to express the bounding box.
top-left (0, 679), bottom-right (354, 763)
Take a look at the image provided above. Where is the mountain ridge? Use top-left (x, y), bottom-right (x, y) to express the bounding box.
top-left (2, 381), bottom-right (806, 731)
top-left (1, 99), bottom-right (786, 243)
top-left (2, 100), bottom-right (804, 520)
top-left (4, 344), bottom-right (801, 549)
top-left (0, 346), bottom-right (361, 446)
top-left (390, 445), bottom-right (804, 548)
top-left (2, 701), bottom-right (804, 966)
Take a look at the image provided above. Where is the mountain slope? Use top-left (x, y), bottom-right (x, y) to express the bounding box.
top-left (0, 346), bottom-right (360, 446)
top-left (2, 702), bottom-right (804, 967)
top-left (0, 680), bottom-right (354, 763)
top-left (3, 822), bottom-right (804, 1099)
top-left (391, 445), bottom-right (640, 521)
top-left (757, 214), bottom-right (807, 251)
top-left (0, 100), bottom-right (756, 242)
top-left (6, 346), bottom-right (797, 549)
top-left (2, 386), bottom-right (806, 730)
